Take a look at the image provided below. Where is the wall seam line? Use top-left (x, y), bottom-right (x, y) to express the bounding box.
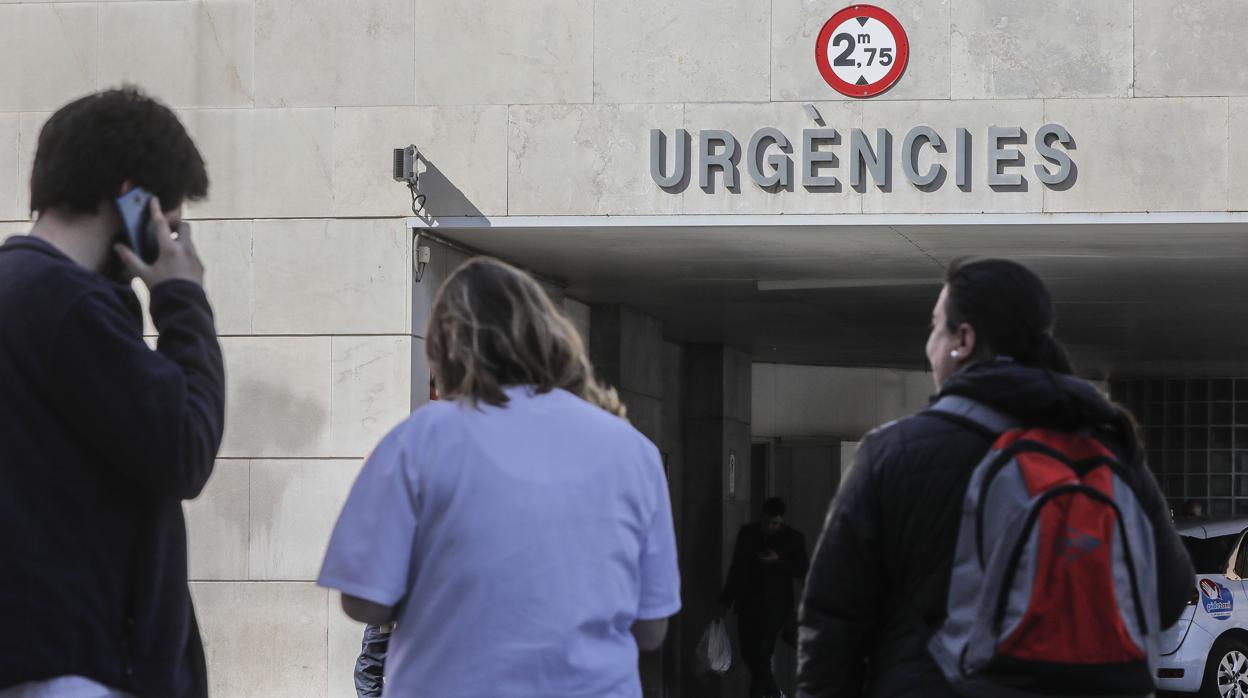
top-left (1226, 97), bottom-right (1232, 211)
top-left (419, 0), bottom-right (424, 104)
top-left (505, 105), bottom-right (511, 217)
top-left (1041, 98), bottom-right (1049, 213)
top-left (591, 0), bottom-right (597, 104)
top-left (246, 459), bottom-right (252, 580)
top-left (250, 0), bottom-right (257, 107)
top-left (327, 337), bottom-right (336, 467)
top-left (1130, 0), bottom-right (1136, 98)
top-left (768, 0), bottom-right (774, 103)
top-left (947, 0), bottom-right (953, 101)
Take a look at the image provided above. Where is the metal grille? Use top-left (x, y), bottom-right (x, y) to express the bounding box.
top-left (1111, 378), bottom-right (1248, 519)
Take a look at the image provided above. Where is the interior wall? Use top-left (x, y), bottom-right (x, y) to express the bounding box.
top-left (752, 363), bottom-right (935, 441)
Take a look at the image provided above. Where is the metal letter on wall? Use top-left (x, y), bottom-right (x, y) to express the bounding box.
top-left (850, 128), bottom-right (890, 190)
top-left (1034, 123), bottom-right (1075, 186)
top-left (801, 128), bottom-right (840, 187)
top-left (901, 125), bottom-right (944, 188)
top-left (650, 128), bottom-right (689, 188)
top-left (955, 127), bottom-right (970, 189)
top-left (987, 125), bottom-right (1024, 187)
top-left (747, 127), bottom-right (793, 188)
top-left (699, 130), bottom-right (739, 191)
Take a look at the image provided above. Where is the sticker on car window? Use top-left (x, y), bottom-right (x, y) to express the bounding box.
top-left (1199, 578), bottom-right (1234, 620)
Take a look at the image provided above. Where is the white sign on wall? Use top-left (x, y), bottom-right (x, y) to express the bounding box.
top-left (815, 4), bottom-right (910, 98)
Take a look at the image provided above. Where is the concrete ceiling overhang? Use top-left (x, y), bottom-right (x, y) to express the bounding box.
top-left (410, 213), bottom-right (1248, 377)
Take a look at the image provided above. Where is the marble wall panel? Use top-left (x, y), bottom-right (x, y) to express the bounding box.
top-left (191, 582), bottom-right (328, 698)
top-left (333, 105), bottom-right (508, 217)
top-left (950, 0), bottom-right (1132, 99)
top-left (0, 113), bottom-right (18, 220)
top-left (594, 0), bottom-right (769, 103)
top-left (218, 336), bottom-right (333, 459)
top-left (1042, 97), bottom-right (1229, 212)
top-left (330, 336), bottom-right (412, 457)
top-left (185, 459), bottom-right (250, 581)
top-left (192, 220), bottom-right (255, 336)
top-left (1230, 98), bottom-right (1248, 211)
top-left (250, 219), bottom-right (410, 335)
top-left (97, 0), bottom-right (254, 108)
top-left (508, 103), bottom-right (683, 215)
top-left (0, 4), bottom-right (97, 111)
top-left (255, 0), bottom-right (414, 107)
top-left (414, 0), bottom-right (592, 105)
top-left (248, 459), bottom-right (362, 580)
top-left (15, 111), bottom-right (47, 216)
top-left (181, 108), bottom-right (334, 220)
top-left (1136, 0), bottom-right (1248, 97)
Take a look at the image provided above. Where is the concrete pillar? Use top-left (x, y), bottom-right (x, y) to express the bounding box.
top-left (660, 342), bottom-right (685, 695)
top-left (590, 304), bottom-right (664, 443)
top-left (680, 344), bottom-right (752, 698)
top-left (589, 304), bottom-right (667, 696)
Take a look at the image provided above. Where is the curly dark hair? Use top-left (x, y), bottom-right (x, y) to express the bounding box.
top-left (30, 86), bottom-right (208, 215)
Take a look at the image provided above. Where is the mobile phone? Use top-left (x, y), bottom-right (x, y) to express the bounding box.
top-left (115, 187), bottom-right (158, 264)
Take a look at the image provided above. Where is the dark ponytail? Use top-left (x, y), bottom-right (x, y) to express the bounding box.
top-left (944, 258), bottom-right (1074, 375)
top-left (1033, 333), bottom-right (1074, 375)
top-left (945, 258), bottom-right (1146, 463)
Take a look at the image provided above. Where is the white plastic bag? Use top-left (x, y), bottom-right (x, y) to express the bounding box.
top-left (696, 617), bottom-right (733, 675)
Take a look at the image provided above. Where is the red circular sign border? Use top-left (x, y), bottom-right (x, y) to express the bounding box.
top-left (814, 4), bottom-right (910, 99)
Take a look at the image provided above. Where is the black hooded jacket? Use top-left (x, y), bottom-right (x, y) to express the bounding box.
top-left (796, 361), bottom-right (1194, 698)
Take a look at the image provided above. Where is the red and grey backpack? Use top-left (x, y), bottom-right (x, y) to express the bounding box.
top-left (925, 395), bottom-right (1160, 697)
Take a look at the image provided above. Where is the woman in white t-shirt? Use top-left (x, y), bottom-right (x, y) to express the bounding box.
top-left (319, 257), bottom-right (681, 698)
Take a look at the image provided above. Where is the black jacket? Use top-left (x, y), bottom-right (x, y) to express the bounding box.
top-left (0, 236), bottom-right (225, 697)
top-left (721, 522), bottom-right (809, 617)
top-left (797, 361), bottom-right (1194, 698)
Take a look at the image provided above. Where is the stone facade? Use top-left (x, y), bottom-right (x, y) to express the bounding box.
top-left (2, 1), bottom-right (1246, 696)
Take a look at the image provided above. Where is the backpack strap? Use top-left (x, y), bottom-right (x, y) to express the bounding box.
top-left (925, 395), bottom-right (1020, 439)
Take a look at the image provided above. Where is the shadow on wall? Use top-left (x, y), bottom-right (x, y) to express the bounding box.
top-left (229, 380), bottom-right (328, 455)
top-left (410, 152), bottom-right (484, 225)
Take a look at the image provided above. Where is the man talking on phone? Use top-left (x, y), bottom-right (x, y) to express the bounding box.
top-left (0, 88), bottom-right (224, 698)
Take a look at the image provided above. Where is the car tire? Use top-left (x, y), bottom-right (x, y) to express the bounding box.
top-left (1200, 636), bottom-right (1248, 698)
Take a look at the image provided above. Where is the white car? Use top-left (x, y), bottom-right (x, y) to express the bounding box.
top-left (1156, 517), bottom-right (1248, 697)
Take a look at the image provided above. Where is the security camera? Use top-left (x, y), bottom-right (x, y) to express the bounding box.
top-left (393, 145), bottom-right (418, 185)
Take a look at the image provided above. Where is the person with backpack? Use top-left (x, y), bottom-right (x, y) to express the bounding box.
top-left (796, 258), bottom-right (1194, 698)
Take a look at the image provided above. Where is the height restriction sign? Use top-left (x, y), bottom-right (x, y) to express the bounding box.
top-left (815, 5), bottom-right (909, 98)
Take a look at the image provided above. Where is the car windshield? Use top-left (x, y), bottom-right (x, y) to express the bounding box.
top-left (1182, 534), bottom-right (1240, 574)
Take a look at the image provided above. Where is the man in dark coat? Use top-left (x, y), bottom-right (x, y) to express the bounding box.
top-left (797, 261), bottom-right (1193, 698)
top-left (0, 88), bottom-right (224, 697)
top-left (721, 497), bottom-right (810, 698)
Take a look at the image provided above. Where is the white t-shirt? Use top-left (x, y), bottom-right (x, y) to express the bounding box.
top-left (319, 386), bottom-right (681, 698)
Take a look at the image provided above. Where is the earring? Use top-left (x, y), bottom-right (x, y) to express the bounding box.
top-left (950, 350), bottom-right (960, 359)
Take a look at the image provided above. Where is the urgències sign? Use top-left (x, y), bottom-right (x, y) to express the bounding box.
top-left (648, 124), bottom-right (1076, 193)
top-left (648, 4), bottom-right (1076, 194)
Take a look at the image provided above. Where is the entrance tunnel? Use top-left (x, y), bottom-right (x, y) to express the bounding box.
top-left (422, 214), bottom-right (1248, 696)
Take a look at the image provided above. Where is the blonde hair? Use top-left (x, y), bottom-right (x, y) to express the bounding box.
top-left (426, 257), bottom-right (626, 418)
